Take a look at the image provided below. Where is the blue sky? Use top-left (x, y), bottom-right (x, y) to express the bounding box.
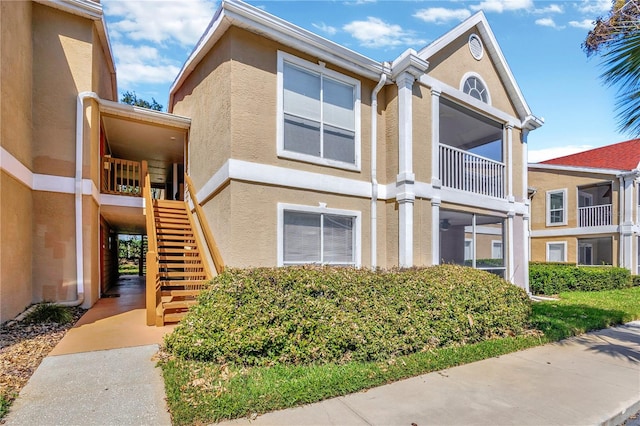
top-left (101, 0), bottom-right (628, 162)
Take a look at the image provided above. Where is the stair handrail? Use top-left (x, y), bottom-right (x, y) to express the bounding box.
top-left (185, 174), bottom-right (225, 275)
top-left (143, 169), bottom-right (161, 326)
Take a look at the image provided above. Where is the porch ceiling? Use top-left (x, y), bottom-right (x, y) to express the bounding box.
top-left (101, 205), bottom-right (146, 235)
top-left (101, 114), bottom-right (186, 186)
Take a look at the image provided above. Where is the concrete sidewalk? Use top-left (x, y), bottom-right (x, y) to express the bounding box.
top-left (222, 322), bottom-right (640, 426)
top-left (5, 321), bottom-right (640, 425)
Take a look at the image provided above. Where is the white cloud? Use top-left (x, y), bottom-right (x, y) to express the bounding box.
top-left (527, 145), bottom-right (593, 163)
top-left (413, 8), bottom-right (471, 24)
top-left (533, 4), bottom-right (564, 14)
top-left (575, 0), bottom-right (611, 15)
top-left (103, 0), bottom-right (216, 47)
top-left (343, 17), bottom-right (426, 48)
top-left (535, 17), bottom-right (564, 28)
top-left (470, 0), bottom-right (533, 13)
top-left (569, 18), bottom-right (595, 29)
top-left (111, 43), bottom-right (181, 85)
top-left (345, 0), bottom-right (377, 5)
top-left (312, 22), bottom-right (338, 35)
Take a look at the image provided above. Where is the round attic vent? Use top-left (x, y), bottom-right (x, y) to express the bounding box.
top-left (468, 34), bottom-right (483, 60)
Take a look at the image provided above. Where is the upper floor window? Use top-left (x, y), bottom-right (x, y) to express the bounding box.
top-left (546, 189), bottom-right (567, 226)
top-left (277, 51), bottom-right (361, 170)
top-left (462, 74), bottom-right (489, 104)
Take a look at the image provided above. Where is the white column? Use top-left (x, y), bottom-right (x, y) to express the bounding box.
top-left (507, 210), bottom-right (514, 283)
top-left (622, 176), bottom-right (634, 271)
top-left (431, 197), bottom-right (440, 265)
top-left (506, 124), bottom-right (514, 202)
top-left (523, 214), bottom-right (530, 293)
top-left (396, 72), bottom-right (416, 268)
top-left (431, 88), bottom-right (441, 188)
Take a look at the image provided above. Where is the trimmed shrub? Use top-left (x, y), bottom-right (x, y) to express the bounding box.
top-left (632, 275), bottom-right (640, 287)
top-left (529, 262), bottom-right (632, 295)
top-left (164, 265), bottom-right (531, 366)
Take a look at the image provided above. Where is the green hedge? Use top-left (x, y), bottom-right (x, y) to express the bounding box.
top-left (165, 265), bottom-right (531, 366)
top-left (529, 262), bottom-right (632, 295)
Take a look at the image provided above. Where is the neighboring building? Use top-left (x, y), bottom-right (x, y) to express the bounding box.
top-left (0, 0), bottom-right (542, 323)
top-left (0, 0), bottom-right (191, 322)
top-left (170, 1), bottom-right (541, 288)
top-left (528, 139), bottom-right (640, 273)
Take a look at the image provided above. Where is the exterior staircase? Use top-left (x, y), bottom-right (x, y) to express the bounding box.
top-left (152, 199), bottom-right (210, 325)
top-left (144, 174), bottom-right (224, 327)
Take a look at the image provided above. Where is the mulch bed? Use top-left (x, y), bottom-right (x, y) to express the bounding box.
top-left (0, 307), bottom-right (85, 420)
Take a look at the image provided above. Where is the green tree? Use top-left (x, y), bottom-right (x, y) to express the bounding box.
top-left (120, 90), bottom-right (164, 111)
top-left (584, 0), bottom-right (640, 135)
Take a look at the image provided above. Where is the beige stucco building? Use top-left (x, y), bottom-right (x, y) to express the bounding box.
top-left (529, 139), bottom-right (640, 272)
top-left (0, 0), bottom-right (542, 324)
top-left (170, 2), bottom-right (541, 286)
top-left (0, 0), bottom-right (191, 322)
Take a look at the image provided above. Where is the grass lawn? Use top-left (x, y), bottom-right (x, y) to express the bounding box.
top-left (160, 286), bottom-right (640, 425)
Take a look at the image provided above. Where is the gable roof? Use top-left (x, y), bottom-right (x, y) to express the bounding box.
top-left (418, 12), bottom-right (533, 123)
top-left (540, 139), bottom-right (640, 172)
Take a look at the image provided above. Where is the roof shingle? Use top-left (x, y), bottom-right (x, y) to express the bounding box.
top-left (540, 139), bottom-right (640, 171)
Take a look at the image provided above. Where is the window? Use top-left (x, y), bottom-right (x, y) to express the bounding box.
top-left (460, 72), bottom-right (490, 104)
top-left (278, 51), bottom-right (361, 169)
top-left (546, 189), bottom-right (567, 226)
top-left (491, 241), bottom-right (503, 259)
top-left (547, 242), bottom-right (566, 262)
top-left (278, 204), bottom-right (361, 266)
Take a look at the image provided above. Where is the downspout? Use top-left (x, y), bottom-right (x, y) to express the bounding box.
top-left (58, 91), bottom-right (99, 307)
top-left (370, 70), bottom-right (387, 269)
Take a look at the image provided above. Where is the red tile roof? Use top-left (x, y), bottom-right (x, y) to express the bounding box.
top-left (540, 139), bottom-right (640, 171)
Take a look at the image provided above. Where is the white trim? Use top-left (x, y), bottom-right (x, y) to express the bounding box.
top-left (277, 202), bottom-right (362, 267)
top-left (531, 226), bottom-right (618, 237)
top-left (276, 51), bottom-right (361, 171)
top-left (546, 188), bottom-right (567, 226)
top-left (528, 163), bottom-right (624, 175)
top-left (170, 0), bottom-right (387, 106)
top-left (420, 74), bottom-right (517, 127)
top-left (460, 71), bottom-right (491, 105)
top-left (99, 98), bottom-right (191, 129)
top-left (546, 241), bottom-right (567, 262)
top-left (468, 33), bottom-right (484, 60)
top-left (193, 159), bottom-right (531, 218)
top-left (33, 0), bottom-right (102, 20)
top-left (100, 194), bottom-right (144, 208)
top-left (0, 147), bottom-right (33, 188)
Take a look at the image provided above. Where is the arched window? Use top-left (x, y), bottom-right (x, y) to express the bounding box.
top-left (461, 74), bottom-right (490, 104)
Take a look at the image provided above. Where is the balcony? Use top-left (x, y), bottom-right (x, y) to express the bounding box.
top-left (578, 204), bottom-right (612, 227)
top-left (439, 144), bottom-right (505, 198)
top-left (102, 156), bottom-right (145, 197)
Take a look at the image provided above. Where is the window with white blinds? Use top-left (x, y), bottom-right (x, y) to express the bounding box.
top-left (547, 242), bottom-right (566, 262)
top-left (283, 210), bottom-right (356, 266)
top-left (278, 51), bottom-right (360, 169)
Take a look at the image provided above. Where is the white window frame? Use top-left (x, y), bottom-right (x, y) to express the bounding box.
top-left (546, 241), bottom-right (567, 262)
top-left (460, 71), bottom-right (491, 105)
top-left (546, 189), bottom-right (567, 226)
top-left (277, 202), bottom-right (362, 267)
top-left (276, 51), bottom-right (361, 171)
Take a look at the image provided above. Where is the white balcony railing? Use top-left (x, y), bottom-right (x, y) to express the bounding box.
top-left (439, 144), bottom-right (505, 198)
top-left (578, 204), bottom-right (612, 227)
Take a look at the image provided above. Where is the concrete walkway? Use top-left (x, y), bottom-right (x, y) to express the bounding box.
top-left (222, 322), bottom-right (640, 426)
top-left (4, 277), bottom-right (640, 426)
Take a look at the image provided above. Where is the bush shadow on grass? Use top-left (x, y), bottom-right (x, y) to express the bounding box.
top-left (532, 302), bottom-right (639, 361)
